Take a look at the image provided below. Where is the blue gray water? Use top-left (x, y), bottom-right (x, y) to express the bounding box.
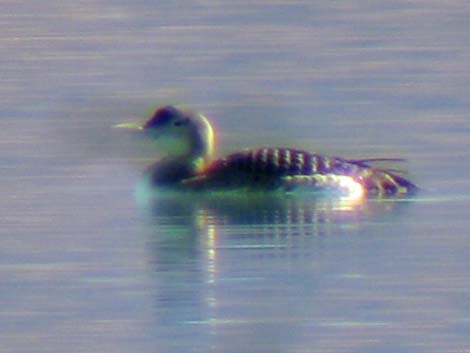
top-left (2, 1), bottom-right (470, 352)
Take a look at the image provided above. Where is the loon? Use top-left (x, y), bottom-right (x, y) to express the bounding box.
top-left (117, 105), bottom-right (417, 197)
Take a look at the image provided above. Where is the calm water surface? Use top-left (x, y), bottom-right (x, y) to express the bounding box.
top-left (1, 1), bottom-right (470, 352)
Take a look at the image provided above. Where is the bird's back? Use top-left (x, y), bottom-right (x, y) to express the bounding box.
top-left (180, 147), bottom-right (416, 196)
top-left (208, 147), bottom-right (355, 182)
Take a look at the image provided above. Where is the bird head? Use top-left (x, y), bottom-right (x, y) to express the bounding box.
top-left (115, 105), bottom-right (214, 164)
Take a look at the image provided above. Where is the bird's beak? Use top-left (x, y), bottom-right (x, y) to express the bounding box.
top-left (113, 122), bottom-right (144, 130)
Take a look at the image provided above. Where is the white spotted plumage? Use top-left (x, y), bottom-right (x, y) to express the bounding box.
top-left (295, 152), bottom-right (304, 172)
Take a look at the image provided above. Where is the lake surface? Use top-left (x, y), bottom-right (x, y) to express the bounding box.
top-left (1, 1), bottom-right (470, 352)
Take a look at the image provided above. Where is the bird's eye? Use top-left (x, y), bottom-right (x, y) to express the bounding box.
top-left (173, 118), bottom-right (189, 127)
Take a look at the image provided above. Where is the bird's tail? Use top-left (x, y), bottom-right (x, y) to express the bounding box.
top-left (358, 167), bottom-right (417, 196)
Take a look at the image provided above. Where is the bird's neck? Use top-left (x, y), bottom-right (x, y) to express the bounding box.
top-left (183, 113), bottom-right (215, 174)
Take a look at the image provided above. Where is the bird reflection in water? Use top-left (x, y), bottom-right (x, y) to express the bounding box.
top-left (139, 186), bottom-right (411, 335)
